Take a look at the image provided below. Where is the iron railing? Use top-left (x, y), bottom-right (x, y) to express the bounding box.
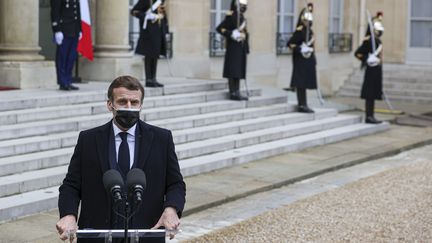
top-left (209, 32), bottom-right (226, 57)
top-left (276, 32), bottom-right (293, 55)
top-left (328, 33), bottom-right (353, 53)
top-left (128, 32), bottom-right (173, 59)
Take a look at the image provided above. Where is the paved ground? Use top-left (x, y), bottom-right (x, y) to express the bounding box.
top-left (182, 144), bottom-right (432, 242)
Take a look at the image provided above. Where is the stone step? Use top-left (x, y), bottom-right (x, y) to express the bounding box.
top-left (348, 75), bottom-right (432, 85)
top-left (180, 121), bottom-right (390, 177)
top-left (341, 85), bottom-right (432, 99)
top-left (0, 148), bottom-right (73, 177)
top-left (174, 109), bottom-right (338, 158)
top-left (0, 80), bottom-right (228, 112)
top-left (175, 113), bottom-right (357, 160)
top-left (338, 89), bottom-right (432, 104)
top-left (0, 117), bottom-right (389, 223)
top-left (0, 185), bottom-right (59, 223)
top-left (0, 104), bottom-right (292, 162)
top-left (0, 95), bottom-right (287, 141)
top-left (0, 88), bottom-right (261, 126)
top-left (0, 113), bottom-right (356, 198)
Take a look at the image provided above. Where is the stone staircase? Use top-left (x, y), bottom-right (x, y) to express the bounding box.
top-left (338, 63), bottom-right (432, 103)
top-left (0, 78), bottom-right (389, 223)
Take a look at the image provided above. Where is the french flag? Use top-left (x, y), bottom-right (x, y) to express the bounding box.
top-left (77, 0), bottom-right (94, 61)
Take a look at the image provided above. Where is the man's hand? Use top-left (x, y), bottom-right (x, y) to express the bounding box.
top-left (78, 32), bottom-right (82, 40)
top-left (56, 215), bottom-right (77, 242)
top-left (151, 207), bottom-right (180, 240)
top-left (54, 32), bottom-right (64, 45)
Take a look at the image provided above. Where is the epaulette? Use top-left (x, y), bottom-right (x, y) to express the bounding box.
top-left (226, 11), bottom-right (233, 16)
top-left (296, 25), bottom-right (303, 31)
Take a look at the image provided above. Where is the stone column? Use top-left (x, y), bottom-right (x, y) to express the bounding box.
top-left (80, 0), bottom-right (142, 81)
top-left (0, 0), bottom-right (56, 88)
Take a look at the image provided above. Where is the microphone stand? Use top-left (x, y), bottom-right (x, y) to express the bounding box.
top-left (124, 201), bottom-right (129, 243)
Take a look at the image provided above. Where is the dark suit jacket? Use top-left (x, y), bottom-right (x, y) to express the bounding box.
top-left (58, 120), bottom-right (186, 243)
top-left (50, 0), bottom-right (82, 37)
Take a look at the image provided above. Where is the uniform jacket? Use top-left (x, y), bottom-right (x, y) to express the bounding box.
top-left (216, 11), bottom-right (249, 79)
top-left (58, 120), bottom-right (186, 243)
top-left (131, 0), bottom-right (169, 58)
top-left (355, 36), bottom-right (383, 100)
top-left (50, 0), bottom-right (82, 37)
top-left (287, 25), bottom-right (317, 89)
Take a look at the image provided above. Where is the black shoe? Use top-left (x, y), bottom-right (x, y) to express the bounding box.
top-left (59, 85), bottom-right (70, 91)
top-left (69, 84), bottom-right (79, 90)
top-left (145, 79), bottom-right (158, 87)
top-left (297, 105), bottom-right (314, 113)
top-left (230, 91), bottom-right (249, 101)
top-left (152, 79), bottom-right (164, 87)
top-left (365, 116), bottom-right (382, 124)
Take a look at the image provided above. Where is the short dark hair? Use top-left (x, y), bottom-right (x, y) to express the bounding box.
top-left (107, 76), bottom-right (145, 102)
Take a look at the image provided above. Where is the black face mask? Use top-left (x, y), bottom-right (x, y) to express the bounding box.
top-left (114, 108), bottom-right (140, 129)
top-left (240, 5), bottom-right (247, 13)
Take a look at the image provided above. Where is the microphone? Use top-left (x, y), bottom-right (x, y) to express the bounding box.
top-left (103, 169), bottom-right (124, 204)
top-left (126, 168), bottom-right (146, 203)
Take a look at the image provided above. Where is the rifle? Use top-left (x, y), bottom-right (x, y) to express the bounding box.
top-left (236, 0), bottom-right (250, 97)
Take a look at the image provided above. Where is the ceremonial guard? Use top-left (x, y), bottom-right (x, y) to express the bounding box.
top-left (216, 0), bottom-right (249, 101)
top-left (354, 12), bottom-right (384, 124)
top-left (51, 0), bottom-right (81, 91)
top-left (131, 0), bottom-right (169, 88)
top-left (287, 3), bottom-right (317, 113)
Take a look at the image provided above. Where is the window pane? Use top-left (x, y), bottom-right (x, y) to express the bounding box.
top-left (410, 21), bottom-right (432, 47)
top-left (332, 19), bottom-right (340, 33)
top-left (211, 0), bottom-right (217, 9)
top-left (221, 0), bottom-right (231, 11)
top-left (411, 0), bottom-right (432, 18)
top-left (284, 16), bottom-right (294, 33)
top-left (211, 13), bottom-right (216, 30)
top-left (284, 0), bottom-right (294, 13)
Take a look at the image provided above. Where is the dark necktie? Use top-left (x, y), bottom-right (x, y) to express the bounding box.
top-left (118, 132), bottom-right (130, 175)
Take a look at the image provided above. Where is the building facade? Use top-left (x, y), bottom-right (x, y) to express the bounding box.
top-left (0, 0), bottom-right (431, 94)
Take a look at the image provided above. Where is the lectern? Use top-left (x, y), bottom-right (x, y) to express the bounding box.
top-left (76, 229), bottom-right (167, 243)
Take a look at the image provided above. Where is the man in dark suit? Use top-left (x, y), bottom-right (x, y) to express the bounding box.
top-left (55, 76), bottom-right (186, 242)
top-left (131, 0), bottom-right (169, 88)
top-left (50, 0), bottom-right (81, 91)
top-left (216, 0), bottom-right (249, 101)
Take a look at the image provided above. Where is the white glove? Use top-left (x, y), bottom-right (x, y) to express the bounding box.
top-left (231, 29), bottom-right (242, 42)
top-left (146, 12), bottom-right (157, 21)
top-left (54, 32), bottom-right (64, 45)
top-left (300, 42), bottom-right (313, 54)
top-left (79, 32), bottom-right (82, 40)
top-left (367, 53), bottom-right (380, 67)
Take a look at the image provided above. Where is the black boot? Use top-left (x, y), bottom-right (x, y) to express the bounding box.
top-left (230, 91), bottom-right (249, 101)
top-left (297, 88), bottom-right (314, 113)
top-left (229, 78), bottom-right (248, 101)
top-left (365, 99), bottom-right (382, 124)
top-left (151, 58), bottom-right (163, 87)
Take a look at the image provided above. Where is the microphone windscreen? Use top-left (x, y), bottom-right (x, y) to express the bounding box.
top-left (126, 168), bottom-right (147, 190)
top-left (103, 169), bottom-right (124, 191)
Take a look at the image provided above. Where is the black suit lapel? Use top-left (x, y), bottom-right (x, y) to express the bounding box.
top-left (134, 121), bottom-right (154, 169)
top-left (95, 121), bottom-right (113, 174)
